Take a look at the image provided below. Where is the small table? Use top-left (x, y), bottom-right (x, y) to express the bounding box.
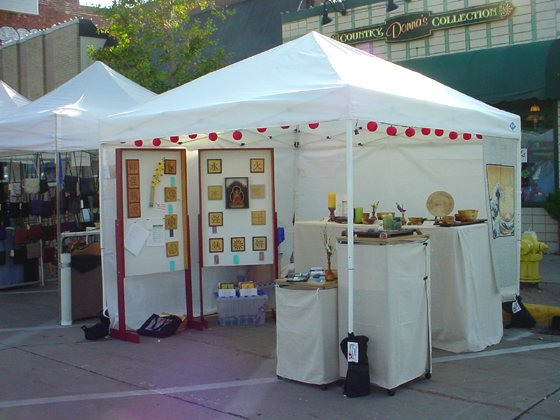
top-left (275, 279), bottom-right (339, 387)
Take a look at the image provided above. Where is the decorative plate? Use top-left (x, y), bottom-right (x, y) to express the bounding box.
top-left (426, 191), bottom-right (454, 217)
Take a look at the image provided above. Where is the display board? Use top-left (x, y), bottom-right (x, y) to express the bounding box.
top-left (199, 149), bottom-right (275, 267)
top-left (119, 149), bottom-right (189, 276)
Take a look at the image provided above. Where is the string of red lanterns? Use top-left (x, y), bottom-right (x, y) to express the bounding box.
top-left (131, 121), bottom-right (483, 147)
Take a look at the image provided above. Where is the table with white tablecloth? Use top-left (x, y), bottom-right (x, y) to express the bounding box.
top-left (294, 220), bottom-right (503, 353)
top-left (337, 237), bottom-right (432, 392)
top-left (409, 222), bottom-right (503, 353)
top-left (275, 281), bottom-right (339, 386)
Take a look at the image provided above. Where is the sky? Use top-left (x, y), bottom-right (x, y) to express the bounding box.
top-left (80, 0), bottom-right (114, 7)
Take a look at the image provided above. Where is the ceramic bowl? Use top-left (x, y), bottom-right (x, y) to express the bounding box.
top-left (408, 217), bottom-right (424, 225)
top-left (457, 209), bottom-right (478, 221)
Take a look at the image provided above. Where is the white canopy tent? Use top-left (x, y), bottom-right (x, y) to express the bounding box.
top-left (98, 32), bottom-right (521, 334)
top-left (0, 80), bottom-right (29, 117)
top-left (0, 61), bottom-right (156, 153)
top-left (0, 62), bottom-right (156, 313)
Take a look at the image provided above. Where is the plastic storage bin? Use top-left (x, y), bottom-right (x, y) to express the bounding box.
top-left (215, 291), bottom-right (268, 326)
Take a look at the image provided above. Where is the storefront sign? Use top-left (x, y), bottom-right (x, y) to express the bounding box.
top-left (333, 1), bottom-right (514, 44)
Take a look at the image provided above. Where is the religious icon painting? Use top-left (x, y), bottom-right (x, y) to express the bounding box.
top-left (208, 211), bottom-right (223, 227)
top-left (231, 237), bottom-right (245, 252)
top-left (252, 236), bottom-right (267, 251)
top-left (166, 241), bottom-right (179, 257)
top-left (164, 159), bottom-right (177, 175)
top-left (225, 177), bottom-right (249, 209)
top-left (209, 238), bottom-right (224, 253)
top-left (208, 185), bottom-right (223, 201)
top-left (164, 214), bottom-right (178, 230)
top-left (250, 184), bottom-right (265, 199)
top-left (164, 186), bottom-right (177, 202)
top-left (207, 159), bottom-right (222, 174)
top-left (250, 158), bottom-right (265, 173)
top-left (251, 210), bottom-right (266, 226)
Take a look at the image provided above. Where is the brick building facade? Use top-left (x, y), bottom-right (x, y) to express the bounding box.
top-left (0, 0), bottom-right (109, 100)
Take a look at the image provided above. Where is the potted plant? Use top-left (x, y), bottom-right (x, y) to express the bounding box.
top-left (544, 189), bottom-right (560, 254)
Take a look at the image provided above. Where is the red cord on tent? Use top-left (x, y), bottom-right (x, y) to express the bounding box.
top-left (463, 133), bottom-right (472, 140)
top-left (405, 127), bottom-right (415, 137)
top-left (366, 121), bottom-right (378, 132)
top-left (232, 131), bottom-right (243, 140)
top-left (134, 140), bottom-right (143, 147)
top-left (152, 138), bottom-right (162, 146)
top-left (208, 132), bottom-right (218, 141)
top-left (257, 127), bottom-right (267, 133)
top-left (170, 136), bottom-right (179, 143)
top-left (421, 128), bottom-right (431, 135)
top-left (449, 131), bottom-right (458, 140)
top-left (309, 123), bottom-right (319, 129)
top-left (188, 134), bottom-right (197, 139)
top-left (434, 129), bottom-right (444, 137)
top-left (386, 126), bottom-right (397, 136)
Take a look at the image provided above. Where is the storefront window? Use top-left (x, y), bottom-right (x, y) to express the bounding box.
top-left (496, 99), bottom-right (558, 206)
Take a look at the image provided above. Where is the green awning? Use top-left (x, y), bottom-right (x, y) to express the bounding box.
top-left (397, 39), bottom-right (560, 104)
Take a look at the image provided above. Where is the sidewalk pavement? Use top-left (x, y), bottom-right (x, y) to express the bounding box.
top-left (1, 264), bottom-right (560, 419)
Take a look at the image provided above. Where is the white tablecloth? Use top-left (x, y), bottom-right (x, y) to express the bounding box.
top-left (276, 286), bottom-right (339, 385)
top-left (337, 239), bottom-right (431, 390)
top-left (412, 223), bottom-right (503, 353)
top-left (294, 220), bottom-right (503, 353)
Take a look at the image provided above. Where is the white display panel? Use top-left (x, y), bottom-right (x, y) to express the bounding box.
top-left (120, 149), bottom-right (189, 276)
top-left (199, 149), bottom-right (275, 267)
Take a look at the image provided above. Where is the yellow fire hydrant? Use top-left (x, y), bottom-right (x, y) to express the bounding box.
top-left (520, 230), bottom-right (549, 285)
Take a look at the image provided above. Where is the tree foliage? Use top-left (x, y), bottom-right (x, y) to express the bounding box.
top-left (89, 0), bottom-right (230, 93)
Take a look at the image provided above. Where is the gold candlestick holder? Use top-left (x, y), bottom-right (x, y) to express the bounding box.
top-left (328, 207), bottom-right (336, 221)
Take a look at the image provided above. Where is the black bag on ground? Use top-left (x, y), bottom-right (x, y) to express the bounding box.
top-left (137, 313), bottom-right (182, 338)
top-left (340, 333), bottom-right (371, 398)
top-left (82, 309), bottom-right (110, 340)
top-left (502, 295), bottom-right (536, 329)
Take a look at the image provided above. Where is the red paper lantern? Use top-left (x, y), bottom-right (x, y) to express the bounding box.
top-left (449, 131), bottom-right (458, 140)
top-left (233, 130), bottom-right (243, 140)
top-left (434, 129), bottom-right (444, 137)
top-left (386, 126), bottom-right (397, 136)
top-left (308, 123), bottom-right (319, 129)
top-left (476, 134), bottom-right (483, 139)
top-left (421, 128), bottom-right (431, 135)
top-left (463, 133), bottom-right (472, 140)
top-left (208, 132), bottom-right (218, 141)
top-left (366, 121), bottom-right (378, 132)
top-left (152, 138), bottom-right (162, 146)
top-left (170, 135), bottom-right (179, 143)
top-left (188, 134), bottom-right (197, 139)
top-left (134, 140), bottom-right (143, 147)
top-left (257, 127), bottom-right (267, 133)
top-left (405, 127), bottom-right (415, 137)
top-left (281, 125), bottom-right (290, 129)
